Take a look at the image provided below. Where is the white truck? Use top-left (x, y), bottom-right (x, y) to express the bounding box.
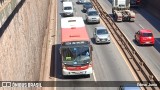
top-left (112, 0), bottom-right (135, 22)
top-left (62, 2), bottom-right (74, 17)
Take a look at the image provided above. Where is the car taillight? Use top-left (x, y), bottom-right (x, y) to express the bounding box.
top-left (148, 37), bottom-right (152, 39)
top-left (153, 39), bottom-right (155, 42)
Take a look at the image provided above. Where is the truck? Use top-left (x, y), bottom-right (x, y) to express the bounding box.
top-left (112, 0), bottom-right (135, 22)
top-left (60, 17), bottom-right (93, 77)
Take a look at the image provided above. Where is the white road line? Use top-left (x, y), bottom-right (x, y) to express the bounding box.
top-left (93, 70), bottom-right (97, 82)
top-left (139, 24), bottom-right (144, 29)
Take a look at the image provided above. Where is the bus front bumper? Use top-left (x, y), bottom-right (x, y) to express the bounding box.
top-left (62, 67), bottom-right (93, 75)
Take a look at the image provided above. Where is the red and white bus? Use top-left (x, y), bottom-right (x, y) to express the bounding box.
top-left (60, 17), bottom-right (93, 76)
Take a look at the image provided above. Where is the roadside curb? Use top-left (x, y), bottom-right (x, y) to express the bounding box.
top-left (39, 0), bottom-right (57, 89)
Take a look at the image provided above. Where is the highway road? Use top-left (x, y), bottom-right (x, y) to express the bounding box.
top-left (53, 0), bottom-right (137, 90)
top-left (98, 0), bottom-right (160, 80)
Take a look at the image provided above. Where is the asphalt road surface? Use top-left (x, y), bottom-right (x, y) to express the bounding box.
top-left (98, 0), bottom-right (160, 80)
top-left (53, 0), bottom-right (137, 90)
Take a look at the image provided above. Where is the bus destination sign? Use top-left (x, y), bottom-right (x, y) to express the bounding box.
top-left (63, 41), bottom-right (89, 46)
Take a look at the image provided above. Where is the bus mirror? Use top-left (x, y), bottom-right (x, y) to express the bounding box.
top-left (90, 45), bottom-right (93, 51)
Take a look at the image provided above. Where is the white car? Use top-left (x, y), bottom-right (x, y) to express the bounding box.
top-left (62, 2), bottom-right (74, 17)
top-left (93, 26), bottom-right (111, 44)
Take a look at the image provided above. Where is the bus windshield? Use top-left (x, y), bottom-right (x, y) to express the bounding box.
top-left (62, 46), bottom-right (91, 66)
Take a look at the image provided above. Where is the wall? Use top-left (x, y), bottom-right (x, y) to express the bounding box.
top-left (0, 0), bottom-right (50, 83)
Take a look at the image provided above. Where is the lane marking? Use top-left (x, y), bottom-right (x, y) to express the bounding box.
top-left (139, 24), bottom-right (144, 29)
top-left (93, 70), bottom-right (97, 82)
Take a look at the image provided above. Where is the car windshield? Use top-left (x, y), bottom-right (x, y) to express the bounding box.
top-left (62, 46), bottom-right (91, 65)
top-left (142, 33), bottom-right (153, 37)
top-left (88, 11), bottom-right (98, 16)
top-left (97, 29), bottom-right (108, 35)
top-left (64, 7), bottom-right (72, 10)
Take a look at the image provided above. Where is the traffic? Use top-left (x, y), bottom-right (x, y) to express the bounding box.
top-left (0, 0), bottom-right (159, 90)
top-left (55, 0), bottom-right (160, 89)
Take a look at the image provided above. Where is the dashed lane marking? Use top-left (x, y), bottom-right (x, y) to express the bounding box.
top-left (139, 24), bottom-right (144, 29)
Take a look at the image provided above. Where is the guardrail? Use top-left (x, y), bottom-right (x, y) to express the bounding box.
top-left (90, 0), bottom-right (160, 90)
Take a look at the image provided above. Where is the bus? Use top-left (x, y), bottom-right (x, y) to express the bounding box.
top-left (60, 17), bottom-right (93, 76)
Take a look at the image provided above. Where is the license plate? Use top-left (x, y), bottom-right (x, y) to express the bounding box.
top-left (74, 71), bottom-right (85, 74)
top-left (75, 72), bottom-right (80, 74)
top-left (145, 42), bottom-right (150, 44)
